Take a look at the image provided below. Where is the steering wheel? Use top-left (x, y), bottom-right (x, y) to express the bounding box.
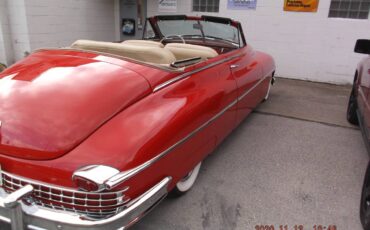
top-left (160, 35), bottom-right (186, 44)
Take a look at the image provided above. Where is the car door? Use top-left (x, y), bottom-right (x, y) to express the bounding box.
top-left (187, 58), bottom-right (239, 147)
top-left (144, 57), bottom-right (239, 178)
top-left (229, 46), bottom-right (264, 125)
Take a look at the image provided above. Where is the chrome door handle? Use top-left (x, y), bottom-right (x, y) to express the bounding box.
top-left (230, 64), bottom-right (239, 69)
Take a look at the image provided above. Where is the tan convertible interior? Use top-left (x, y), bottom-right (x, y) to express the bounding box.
top-left (121, 39), bottom-right (164, 48)
top-left (164, 43), bottom-right (218, 60)
top-left (70, 39), bottom-right (218, 66)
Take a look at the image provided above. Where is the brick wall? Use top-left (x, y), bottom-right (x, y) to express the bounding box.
top-left (148, 0), bottom-right (370, 85)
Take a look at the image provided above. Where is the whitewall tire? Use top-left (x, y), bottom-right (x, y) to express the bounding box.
top-left (170, 162), bottom-right (202, 197)
top-left (264, 79), bottom-right (272, 101)
top-left (264, 78), bottom-right (272, 100)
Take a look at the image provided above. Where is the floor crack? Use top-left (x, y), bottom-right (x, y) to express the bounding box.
top-left (254, 110), bottom-right (359, 130)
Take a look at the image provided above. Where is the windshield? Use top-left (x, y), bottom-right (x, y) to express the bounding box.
top-left (155, 19), bottom-right (240, 45)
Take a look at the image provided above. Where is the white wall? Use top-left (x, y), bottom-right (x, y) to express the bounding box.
top-left (6, 0), bottom-right (31, 61)
top-left (0, 0), bottom-right (30, 65)
top-left (2, 0), bottom-right (368, 84)
top-left (25, 0), bottom-right (115, 50)
top-left (0, 0), bottom-right (116, 66)
top-left (114, 0), bottom-right (121, 41)
top-left (0, 0), bottom-right (8, 65)
top-left (148, 0), bottom-right (370, 85)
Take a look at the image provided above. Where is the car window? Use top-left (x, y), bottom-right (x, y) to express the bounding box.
top-left (157, 20), bottom-right (202, 37)
top-left (155, 19), bottom-right (240, 45)
top-left (200, 21), bottom-right (239, 44)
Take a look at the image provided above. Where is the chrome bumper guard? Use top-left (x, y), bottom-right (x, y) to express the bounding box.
top-left (0, 177), bottom-right (171, 230)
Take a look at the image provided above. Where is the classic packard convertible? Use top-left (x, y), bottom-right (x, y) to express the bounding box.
top-left (0, 15), bottom-right (275, 229)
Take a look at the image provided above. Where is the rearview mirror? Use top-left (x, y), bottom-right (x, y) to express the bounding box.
top-left (355, 39), bottom-right (370, 54)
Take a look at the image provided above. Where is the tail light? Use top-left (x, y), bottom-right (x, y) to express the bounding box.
top-left (72, 165), bottom-right (120, 192)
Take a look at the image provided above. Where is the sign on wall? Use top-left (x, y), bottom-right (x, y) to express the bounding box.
top-left (227, 0), bottom-right (257, 10)
top-left (284, 0), bottom-right (319, 12)
top-left (158, 0), bottom-right (177, 12)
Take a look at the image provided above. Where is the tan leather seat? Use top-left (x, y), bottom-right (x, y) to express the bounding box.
top-left (71, 40), bottom-right (176, 65)
top-left (164, 43), bottom-right (218, 60)
top-left (122, 40), bottom-right (164, 48)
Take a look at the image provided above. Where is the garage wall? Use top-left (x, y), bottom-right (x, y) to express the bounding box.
top-left (148, 0), bottom-right (370, 85)
top-left (0, 0), bottom-right (116, 66)
top-left (0, 0), bottom-right (30, 64)
top-left (0, 0), bottom-right (8, 65)
top-left (24, 0), bottom-right (116, 50)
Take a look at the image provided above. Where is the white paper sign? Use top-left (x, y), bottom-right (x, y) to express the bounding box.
top-left (158, 0), bottom-right (177, 12)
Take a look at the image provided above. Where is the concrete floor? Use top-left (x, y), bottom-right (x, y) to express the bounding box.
top-left (132, 78), bottom-right (369, 230)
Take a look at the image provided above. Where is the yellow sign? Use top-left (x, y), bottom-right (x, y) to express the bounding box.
top-left (284, 0), bottom-right (319, 12)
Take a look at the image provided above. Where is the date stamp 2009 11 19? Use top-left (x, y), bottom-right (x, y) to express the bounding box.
top-left (255, 225), bottom-right (337, 230)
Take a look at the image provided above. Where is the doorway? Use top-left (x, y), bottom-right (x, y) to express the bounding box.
top-left (119, 0), bottom-right (147, 41)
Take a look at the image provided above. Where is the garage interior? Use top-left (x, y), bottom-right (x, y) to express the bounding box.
top-left (0, 0), bottom-right (369, 229)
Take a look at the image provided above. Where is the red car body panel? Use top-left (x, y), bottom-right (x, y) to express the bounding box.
top-left (0, 51), bottom-right (151, 160)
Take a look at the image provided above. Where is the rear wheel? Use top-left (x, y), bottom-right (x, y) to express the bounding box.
top-left (347, 88), bottom-right (359, 125)
top-left (361, 163), bottom-right (370, 230)
top-left (170, 162), bottom-right (202, 197)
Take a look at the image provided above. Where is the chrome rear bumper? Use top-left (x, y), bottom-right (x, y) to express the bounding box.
top-left (0, 177), bottom-right (171, 230)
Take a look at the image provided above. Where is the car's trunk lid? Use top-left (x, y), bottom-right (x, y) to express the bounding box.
top-left (0, 50), bottom-right (151, 160)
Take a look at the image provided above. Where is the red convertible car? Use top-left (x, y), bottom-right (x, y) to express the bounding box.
top-left (0, 15), bottom-right (275, 229)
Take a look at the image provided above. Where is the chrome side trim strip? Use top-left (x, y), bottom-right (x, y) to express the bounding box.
top-left (238, 70), bottom-right (274, 101)
top-left (105, 71), bottom-right (273, 189)
top-left (153, 54), bottom-right (243, 92)
top-left (105, 99), bottom-right (238, 189)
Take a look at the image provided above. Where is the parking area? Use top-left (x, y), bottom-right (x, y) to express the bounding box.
top-left (133, 78), bottom-right (368, 230)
